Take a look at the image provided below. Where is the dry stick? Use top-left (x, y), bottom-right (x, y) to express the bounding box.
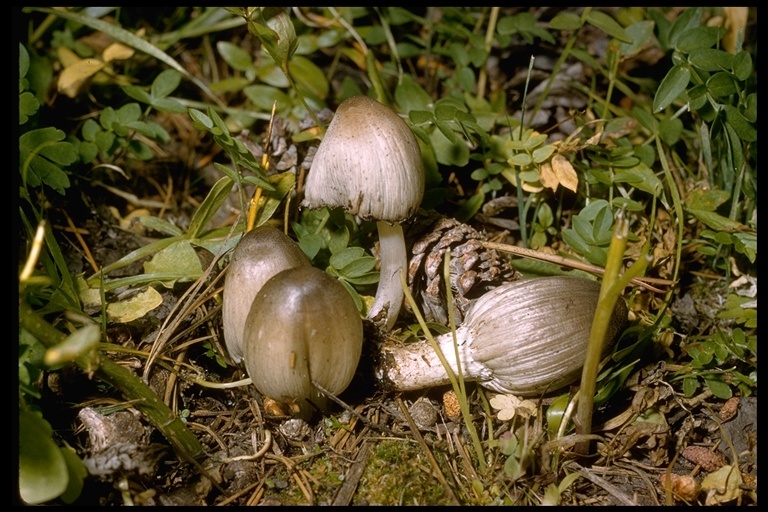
top-left (331, 440), bottom-right (372, 506)
top-left (570, 462), bottom-right (638, 506)
top-left (313, 381), bottom-right (400, 437)
top-left (396, 397), bottom-right (461, 505)
top-left (481, 241), bottom-right (673, 294)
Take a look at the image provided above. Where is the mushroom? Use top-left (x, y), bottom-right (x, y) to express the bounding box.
top-left (376, 276), bottom-right (629, 397)
top-left (302, 95), bottom-right (425, 332)
top-left (222, 225), bottom-right (310, 363)
top-left (243, 265), bottom-right (364, 406)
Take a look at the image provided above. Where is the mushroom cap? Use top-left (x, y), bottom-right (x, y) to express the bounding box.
top-left (465, 276), bottom-right (628, 396)
top-left (243, 266), bottom-right (364, 403)
top-left (302, 95), bottom-right (425, 223)
top-left (222, 226), bottom-right (310, 363)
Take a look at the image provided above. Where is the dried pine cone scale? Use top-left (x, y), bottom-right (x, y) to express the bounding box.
top-left (404, 210), bottom-right (521, 325)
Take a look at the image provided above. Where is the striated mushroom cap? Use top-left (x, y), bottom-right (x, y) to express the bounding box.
top-left (466, 276), bottom-right (628, 396)
top-left (302, 95), bottom-right (425, 223)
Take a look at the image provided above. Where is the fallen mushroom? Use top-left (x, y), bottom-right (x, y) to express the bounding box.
top-left (243, 265), bottom-right (364, 406)
top-left (222, 225), bottom-right (310, 363)
top-left (302, 95), bottom-right (425, 332)
top-left (376, 276), bottom-right (629, 397)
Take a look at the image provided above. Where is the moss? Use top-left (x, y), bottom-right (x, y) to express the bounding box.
top-left (353, 439), bottom-right (453, 505)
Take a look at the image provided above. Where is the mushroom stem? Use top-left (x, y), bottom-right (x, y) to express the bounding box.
top-left (377, 327), bottom-right (491, 391)
top-left (367, 221), bottom-right (408, 331)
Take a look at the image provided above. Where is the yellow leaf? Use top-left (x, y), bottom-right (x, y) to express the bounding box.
top-left (501, 168), bottom-right (544, 193)
top-left (56, 46), bottom-right (81, 68)
top-left (102, 42), bottom-right (134, 62)
top-left (701, 465), bottom-right (743, 505)
top-left (552, 154), bottom-right (578, 192)
top-left (539, 161), bottom-right (559, 191)
top-left (58, 58), bottom-right (105, 98)
top-left (107, 287), bottom-right (164, 323)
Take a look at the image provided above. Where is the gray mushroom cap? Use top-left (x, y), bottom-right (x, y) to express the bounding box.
top-left (243, 266), bottom-right (364, 403)
top-left (222, 226), bottom-right (310, 363)
top-left (302, 95), bottom-right (425, 223)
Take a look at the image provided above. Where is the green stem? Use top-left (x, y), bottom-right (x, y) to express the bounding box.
top-left (19, 300), bottom-right (205, 462)
top-left (399, 271), bottom-right (487, 470)
top-left (574, 211), bottom-right (649, 454)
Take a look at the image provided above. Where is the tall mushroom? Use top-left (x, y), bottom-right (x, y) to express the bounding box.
top-left (302, 95), bottom-right (425, 332)
top-left (222, 225), bottom-right (310, 363)
top-left (243, 266), bottom-right (364, 408)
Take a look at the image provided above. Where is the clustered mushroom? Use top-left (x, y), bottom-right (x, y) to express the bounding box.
top-left (222, 225), bottom-right (363, 409)
top-left (222, 225), bottom-right (310, 363)
top-left (243, 265), bottom-right (363, 406)
top-left (375, 276), bottom-right (629, 397)
top-left (223, 99), bottom-right (631, 413)
top-left (302, 95), bottom-right (425, 332)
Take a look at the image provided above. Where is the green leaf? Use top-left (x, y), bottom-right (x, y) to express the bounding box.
top-left (266, 10), bottom-right (299, 66)
top-left (217, 40), bottom-right (254, 71)
top-left (151, 69), bottom-right (182, 99)
top-left (703, 377), bottom-right (732, 400)
top-left (532, 144), bottom-right (555, 164)
top-left (666, 7), bottom-right (703, 48)
top-left (687, 47), bottom-right (733, 72)
top-left (252, 171), bottom-right (296, 228)
top-left (338, 257), bottom-right (378, 279)
top-left (58, 443), bottom-right (87, 504)
top-left (549, 11), bottom-right (582, 31)
top-left (143, 240), bottom-right (203, 285)
top-left (731, 50), bottom-right (753, 81)
top-left (653, 64), bottom-right (690, 112)
top-left (288, 55), bottom-right (329, 101)
top-left (684, 188), bottom-right (729, 212)
top-left (706, 71), bottom-right (737, 98)
top-left (618, 20), bottom-right (655, 58)
top-left (658, 117), bottom-right (683, 145)
top-left (188, 108), bottom-right (213, 130)
top-left (187, 175), bottom-right (235, 238)
top-left (395, 73), bottom-right (433, 112)
top-left (585, 10), bottom-right (632, 43)
top-left (722, 104), bottom-right (757, 142)
top-left (676, 26), bottom-right (721, 53)
top-left (18, 410), bottom-right (69, 504)
top-left (508, 152), bottom-right (532, 166)
top-left (136, 215), bottom-right (185, 237)
top-left (19, 127), bottom-right (77, 193)
top-left (243, 84), bottom-right (291, 112)
top-left (687, 208), bottom-right (748, 232)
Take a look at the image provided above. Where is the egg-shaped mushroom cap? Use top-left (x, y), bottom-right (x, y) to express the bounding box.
top-left (222, 226), bottom-right (310, 363)
top-left (243, 266), bottom-right (364, 403)
top-left (302, 95), bottom-right (425, 223)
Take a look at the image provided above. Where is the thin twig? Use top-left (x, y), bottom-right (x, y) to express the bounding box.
top-left (396, 397), bottom-right (460, 505)
top-left (481, 241), bottom-right (673, 293)
top-left (569, 461), bottom-right (638, 506)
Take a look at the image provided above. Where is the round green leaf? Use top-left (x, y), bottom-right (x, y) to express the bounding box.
top-left (19, 411), bottom-right (69, 504)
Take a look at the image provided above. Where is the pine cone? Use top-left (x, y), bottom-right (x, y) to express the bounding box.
top-left (404, 211), bottom-right (521, 325)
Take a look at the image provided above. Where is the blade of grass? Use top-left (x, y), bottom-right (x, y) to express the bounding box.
top-left (400, 269), bottom-right (487, 471)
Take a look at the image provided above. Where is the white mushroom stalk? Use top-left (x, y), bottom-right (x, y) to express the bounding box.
top-left (376, 276), bottom-right (629, 397)
top-left (302, 95), bottom-right (425, 332)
